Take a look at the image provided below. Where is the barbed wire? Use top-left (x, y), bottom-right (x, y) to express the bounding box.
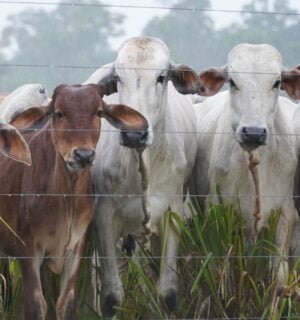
top-left (0, 193), bottom-right (299, 198)
top-left (7, 127), bottom-right (300, 136)
top-left (0, 255), bottom-right (299, 259)
top-left (0, 1), bottom-right (299, 16)
top-left (0, 63), bottom-right (300, 77)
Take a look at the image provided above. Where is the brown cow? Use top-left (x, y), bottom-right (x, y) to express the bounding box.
top-left (0, 84), bottom-right (148, 320)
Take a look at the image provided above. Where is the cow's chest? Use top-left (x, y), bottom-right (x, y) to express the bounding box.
top-left (35, 198), bottom-right (93, 274)
top-left (211, 150), bottom-right (296, 225)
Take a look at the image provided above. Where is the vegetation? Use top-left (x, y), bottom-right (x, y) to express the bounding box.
top-left (0, 0), bottom-right (124, 91)
top-left (1, 203), bottom-right (300, 319)
top-left (0, 0), bottom-right (299, 92)
top-left (144, 0), bottom-right (300, 70)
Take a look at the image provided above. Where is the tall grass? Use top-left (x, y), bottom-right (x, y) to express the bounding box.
top-left (1, 203), bottom-right (300, 319)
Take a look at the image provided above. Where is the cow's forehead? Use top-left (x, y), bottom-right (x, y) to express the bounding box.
top-left (116, 36), bottom-right (170, 71)
top-left (228, 43), bottom-right (282, 75)
top-left (54, 85), bottom-right (100, 112)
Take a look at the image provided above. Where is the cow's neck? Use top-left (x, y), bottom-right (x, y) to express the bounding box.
top-left (150, 92), bottom-right (169, 155)
top-left (50, 153), bottom-right (91, 197)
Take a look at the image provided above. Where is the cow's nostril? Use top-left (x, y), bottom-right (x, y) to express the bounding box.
top-left (140, 131), bottom-right (148, 142)
top-left (242, 126), bottom-right (250, 139)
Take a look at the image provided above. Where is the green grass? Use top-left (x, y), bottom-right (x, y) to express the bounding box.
top-left (1, 203), bottom-right (300, 319)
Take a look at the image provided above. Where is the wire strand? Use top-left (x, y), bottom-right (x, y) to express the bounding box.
top-left (7, 127), bottom-right (300, 136)
top-left (0, 255), bottom-right (299, 259)
top-left (1, 64), bottom-right (300, 77)
top-left (0, 193), bottom-right (299, 198)
top-left (0, 1), bottom-right (299, 16)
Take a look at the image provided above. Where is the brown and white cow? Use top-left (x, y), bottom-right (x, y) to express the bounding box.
top-left (0, 84), bottom-right (148, 320)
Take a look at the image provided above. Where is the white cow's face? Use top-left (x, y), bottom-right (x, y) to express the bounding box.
top-left (88, 37), bottom-right (200, 149)
top-left (114, 37), bottom-right (171, 146)
top-left (227, 44), bottom-right (282, 150)
top-left (198, 43), bottom-right (300, 151)
top-left (1, 83), bottom-right (51, 123)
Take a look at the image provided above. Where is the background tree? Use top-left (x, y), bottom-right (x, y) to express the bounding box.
top-left (218, 0), bottom-right (300, 68)
top-left (143, 0), bottom-right (300, 70)
top-left (143, 0), bottom-right (217, 71)
top-left (0, 0), bottom-right (124, 92)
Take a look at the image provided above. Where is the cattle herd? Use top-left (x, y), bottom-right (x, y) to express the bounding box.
top-left (0, 36), bottom-right (299, 319)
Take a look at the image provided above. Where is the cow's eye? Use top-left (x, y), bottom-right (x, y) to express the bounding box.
top-left (157, 75), bottom-right (165, 84)
top-left (39, 87), bottom-right (45, 94)
top-left (273, 79), bottom-right (281, 89)
top-left (229, 79), bottom-right (238, 90)
top-left (55, 111), bottom-right (64, 119)
top-left (114, 75), bottom-right (120, 82)
top-left (96, 110), bottom-right (103, 117)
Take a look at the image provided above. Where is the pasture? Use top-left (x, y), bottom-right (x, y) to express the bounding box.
top-left (1, 204), bottom-right (300, 319)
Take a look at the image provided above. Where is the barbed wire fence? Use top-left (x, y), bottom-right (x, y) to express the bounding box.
top-left (0, 0), bottom-right (299, 260)
top-left (0, 1), bottom-right (300, 318)
top-left (0, 0), bottom-right (299, 16)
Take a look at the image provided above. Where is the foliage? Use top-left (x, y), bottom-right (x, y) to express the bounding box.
top-left (143, 0), bottom-right (300, 70)
top-left (143, 0), bottom-right (217, 70)
top-left (0, 0), bottom-right (124, 92)
top-left (218, 0), bottom-right (300, 68)
top-left (1, 203), bottom-right (300, 318)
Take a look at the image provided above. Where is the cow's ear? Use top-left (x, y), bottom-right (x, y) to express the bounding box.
top-left (169, 63), bottom-right (201, 94)
top-left (100, 103), bottom-right (148, 131)
top-left (10, 106), bottom-right (51, 130)
top-left (198, 67), bottom-right (227, 96)
top-left (281, 65), bottom-right (300, 100)
top-left (83, 62), bottom-right (118, 97)
top-left (0, 122), bottom-right (31, 165)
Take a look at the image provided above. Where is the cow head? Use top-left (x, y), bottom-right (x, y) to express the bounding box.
top-left (83, 36), bottom-right (200, 146)
top-left (0, 120), bottom-right (31, 165)
top-left (1, 83), bottom-right (51, 123)
top-left (198, 43), bottom-right (300, 151)
top-left (10, 84), bottom-right (148, 172)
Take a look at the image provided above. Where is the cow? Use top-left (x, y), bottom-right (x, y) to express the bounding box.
top-left (0, 83), bottom-right (50, 123)
top-left (83, 36), bottom-right (201, 318)
top-left (0, 93), bottom-right (6, 104)
top-left (0, 83), bottom-right (148, 320)
top-left (189, 43), bottom-right (300, 290)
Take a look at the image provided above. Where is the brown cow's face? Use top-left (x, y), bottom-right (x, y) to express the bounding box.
top-left (51, 85), bottom-right (101, 171)
top-left (10, 84), bottom-right (149, 172)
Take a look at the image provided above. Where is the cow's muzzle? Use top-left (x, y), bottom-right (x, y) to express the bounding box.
top-left (67, 148), bottom-right (96, 170)
top-left (120, 130), bottom-right (148, 149)
top-left (238, 126), bottom-right (267, 150)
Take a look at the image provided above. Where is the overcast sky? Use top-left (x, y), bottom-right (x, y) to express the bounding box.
top-left (0, 0), bottom-right (299, 40)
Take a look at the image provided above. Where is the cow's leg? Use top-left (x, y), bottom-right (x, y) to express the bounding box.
top-left (158, 225), bottom-right (179, 311)
top-left (20, 257), bottom-right (46, 320)
top-left (56, 239), bottom-right (86, 320)
top-left (94, 200), bottom-right (123, 319)
top-left (156, 198), bottom-right (182, 312)
top-left (275, 204), bottom-right (296, 291)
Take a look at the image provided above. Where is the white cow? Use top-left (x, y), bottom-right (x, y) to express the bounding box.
top-left (84, 36), bottom-right (200, 318)
top-left (189, 43), bottom-right (300, 290)
top-left (0, 84), bottom-right (50, 123)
